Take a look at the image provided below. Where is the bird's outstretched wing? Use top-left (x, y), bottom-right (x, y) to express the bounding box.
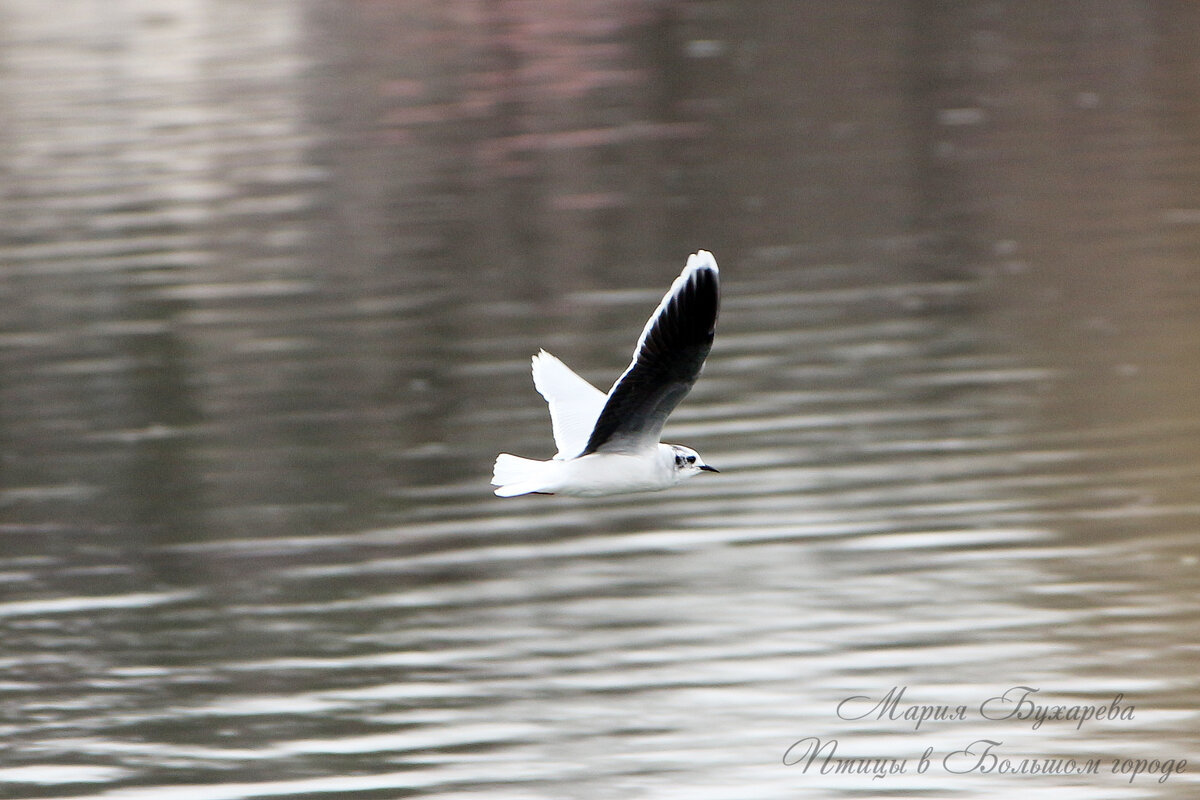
top-left (531, 350), bottom-right (608, 459)
top-left (579, 251), bottom-right (719, 456)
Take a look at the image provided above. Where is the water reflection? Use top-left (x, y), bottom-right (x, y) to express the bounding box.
top-left (1, 1), bottom-right (1198, 799)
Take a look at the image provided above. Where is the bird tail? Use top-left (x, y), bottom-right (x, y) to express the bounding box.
top-left (492, 454), bottom-right (556, 497)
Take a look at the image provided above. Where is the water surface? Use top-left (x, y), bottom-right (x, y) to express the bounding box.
top-left (1, 2), bottom-right (1198, 798)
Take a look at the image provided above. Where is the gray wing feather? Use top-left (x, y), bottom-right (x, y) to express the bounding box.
top-left (579, 251), bottom-right (719, 455)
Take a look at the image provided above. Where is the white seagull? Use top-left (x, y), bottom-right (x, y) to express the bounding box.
top-left (492, 250), bottom-right (720, 497)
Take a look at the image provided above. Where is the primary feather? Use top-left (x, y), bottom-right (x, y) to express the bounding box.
top-left (580, 250), bottom-right (719, 455)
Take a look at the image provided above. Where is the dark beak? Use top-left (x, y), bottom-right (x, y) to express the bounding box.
top-left (699, 464), bottom-right (720, 473)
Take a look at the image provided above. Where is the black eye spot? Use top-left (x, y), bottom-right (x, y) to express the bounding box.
top-left (687, 455), bottom-right (696, 464)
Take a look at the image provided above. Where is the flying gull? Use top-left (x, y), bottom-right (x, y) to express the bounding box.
top-left (492, 250), bottom-right (720, 497)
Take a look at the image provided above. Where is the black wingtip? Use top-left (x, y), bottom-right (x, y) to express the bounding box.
top-left (578, 251), bottom-right (721, 456)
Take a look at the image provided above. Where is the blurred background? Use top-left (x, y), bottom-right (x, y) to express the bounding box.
top-left (1, 1), bottom-right (1197, 798)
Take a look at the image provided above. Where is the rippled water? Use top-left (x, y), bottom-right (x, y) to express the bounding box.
top-left (1, 2), bottom-right (1198, 798)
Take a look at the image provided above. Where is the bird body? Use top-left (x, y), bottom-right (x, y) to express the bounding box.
top-left (492, 251), bottom-right (720, 497)
top-left (494, 444), bottom-right (709, 498)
